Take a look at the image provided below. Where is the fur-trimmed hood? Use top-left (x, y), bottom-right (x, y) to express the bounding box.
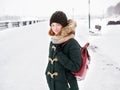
top-left (49, 19), bottom-right (77, 44)
top-left (59, 19), bottom-right (77, 37)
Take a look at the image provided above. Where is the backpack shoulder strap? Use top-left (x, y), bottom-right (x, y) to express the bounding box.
top-left (84, 42), bottom-right (90, 48)
top-left (62, 38), bottom-right (73, 47)
top-left (82, 42), bottom-right (90, 60)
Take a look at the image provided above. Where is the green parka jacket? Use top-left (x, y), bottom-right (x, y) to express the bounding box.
top-left (45, 19), bottom-right (82, 90)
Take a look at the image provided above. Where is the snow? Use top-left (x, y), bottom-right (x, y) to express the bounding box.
top-left (0, 22), bottom-right (49, 90)
top-left (0, 18), bottom-right (120, 90)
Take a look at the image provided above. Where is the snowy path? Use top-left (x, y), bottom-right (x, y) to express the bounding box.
top-left (79, 25), bottom-right (120, 90)
top-left (0, 20), bottom-right (120, 90)
top-left (0, 22), bottom-right (49, 90)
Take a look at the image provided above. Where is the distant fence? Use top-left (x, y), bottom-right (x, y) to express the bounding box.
top-left (0, 19), bottom-right (45, 30)
top-left (0, 22), bottom-right (9, 30)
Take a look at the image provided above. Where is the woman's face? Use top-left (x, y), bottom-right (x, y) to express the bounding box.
top-left (51, 23), bottom-right (63, 35)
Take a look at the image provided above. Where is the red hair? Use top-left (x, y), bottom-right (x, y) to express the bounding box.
top-left (48, 28), bottom-right (55, 36)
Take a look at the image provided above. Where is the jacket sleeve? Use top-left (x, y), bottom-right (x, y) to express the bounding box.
top-left (57, 40), bottom-right (82, 72)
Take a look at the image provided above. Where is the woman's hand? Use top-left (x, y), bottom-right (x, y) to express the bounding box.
top-left (55, 44), bottom-right (63, 54)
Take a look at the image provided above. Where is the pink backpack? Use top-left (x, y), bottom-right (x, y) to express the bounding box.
top-left (71, 42), bottom-right (90, 80)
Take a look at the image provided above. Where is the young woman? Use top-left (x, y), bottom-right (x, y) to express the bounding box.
top-left (45, 11), bottom-right (82, 90)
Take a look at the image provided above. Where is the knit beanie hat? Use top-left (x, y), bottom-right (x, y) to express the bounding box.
top-left (50, 11), bottom-right (68, 27)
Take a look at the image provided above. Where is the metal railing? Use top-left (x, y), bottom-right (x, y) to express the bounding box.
top-left (0, 19), bottom-right (45, 30)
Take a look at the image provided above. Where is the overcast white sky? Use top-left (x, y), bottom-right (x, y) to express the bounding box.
top-left (0, 0), bottom-right (120, 17)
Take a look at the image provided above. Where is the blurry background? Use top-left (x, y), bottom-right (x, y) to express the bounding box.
top-left (0, 0), bottom-right (120, 18)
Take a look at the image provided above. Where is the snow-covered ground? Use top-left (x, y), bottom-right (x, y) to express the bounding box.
top-left (77, 19), bottom-right (120, 90)
top-left (0, 18), bottom-right (120, 90)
